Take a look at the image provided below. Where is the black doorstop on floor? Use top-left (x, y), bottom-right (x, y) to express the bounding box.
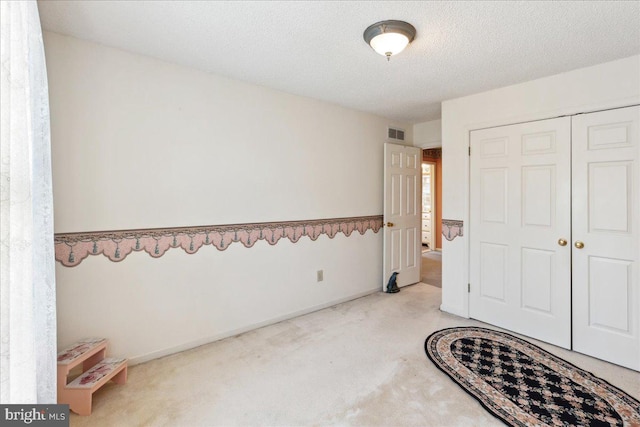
top-left (386, 272), bottom-right (400, 293)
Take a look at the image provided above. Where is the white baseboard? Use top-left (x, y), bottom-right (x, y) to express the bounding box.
top-left (129, 288), bottom-right (380, 366)
top-left (439, 303), bottom-right (469, 319)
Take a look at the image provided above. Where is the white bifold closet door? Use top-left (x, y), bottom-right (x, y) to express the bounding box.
top-left (470, 106), bottom-right (640, 370)
top-left (469, 117), bottom-right (572, 349)
top-left (572, 106), bottom-right (639, 371)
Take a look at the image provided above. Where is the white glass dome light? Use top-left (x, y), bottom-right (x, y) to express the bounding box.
top-left (364, 20), bottom-right (416, 61)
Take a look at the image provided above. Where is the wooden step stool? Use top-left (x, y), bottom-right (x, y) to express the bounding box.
top-left (57, 338), bottom-right (128, 415)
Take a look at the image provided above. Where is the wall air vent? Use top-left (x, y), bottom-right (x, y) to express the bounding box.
top-left (388, 127), bottom-right (405, 141)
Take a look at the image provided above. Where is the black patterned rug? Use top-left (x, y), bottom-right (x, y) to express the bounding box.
top-left (425, 327), bottom-right (640, 427)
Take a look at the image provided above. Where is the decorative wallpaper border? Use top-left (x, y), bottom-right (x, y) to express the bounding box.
top-left (422, 148), bottom-right (442, 159)
top-left (442, 219), bottom-right (463, 241)
top-left (55, 215), bottom-right (383, 267)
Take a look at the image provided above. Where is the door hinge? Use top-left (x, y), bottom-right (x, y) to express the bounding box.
top-left (468, 146), bottom-right (471, 156)
top-left (468, 283), bottom-right (471, 293)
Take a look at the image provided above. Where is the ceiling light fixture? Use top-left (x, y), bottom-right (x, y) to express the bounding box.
top-left (363, 20), bottom-right (416, 61)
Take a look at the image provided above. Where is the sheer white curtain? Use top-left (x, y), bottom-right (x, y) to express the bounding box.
top-left (0, 0), bottom-right (57, 404)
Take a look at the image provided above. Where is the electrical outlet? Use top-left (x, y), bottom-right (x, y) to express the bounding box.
top-left (317, 270), bottom-right (324, 282)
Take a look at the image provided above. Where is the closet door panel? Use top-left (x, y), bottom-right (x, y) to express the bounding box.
top-left (572, 105), bottom-right (640, 371)
top-left (470, 117), bottom-right (572, 348)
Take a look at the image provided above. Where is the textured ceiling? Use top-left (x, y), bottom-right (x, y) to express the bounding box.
top-left (38, 1), bottom-right (640, 123)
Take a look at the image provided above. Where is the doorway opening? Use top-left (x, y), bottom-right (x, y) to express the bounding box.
top-left (421, 162), bottom-right (435, 250)
top-left (421, 148), bottom-right (442, 287)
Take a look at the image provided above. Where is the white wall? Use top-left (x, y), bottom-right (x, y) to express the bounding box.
top-left (441, 55), bottom-right (640, 317)
top-left (45, 32), bottom-right (412, 363)
top-left (413, 119), bottom-right (441, 149)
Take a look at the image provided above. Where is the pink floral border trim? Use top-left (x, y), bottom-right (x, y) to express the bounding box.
top-left (442, 219), bottom-right (463, 241)
top-left (55, 215), bottom-right (383, 267)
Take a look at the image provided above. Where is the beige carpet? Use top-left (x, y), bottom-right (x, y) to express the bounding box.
top-left (71, 284), bottom-right (639, 427)
top-left (421, 250), bottom-right (442, 288)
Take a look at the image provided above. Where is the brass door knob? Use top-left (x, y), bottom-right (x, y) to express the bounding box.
top-left (574, 241), bottom-right (585, 249)
top-left (558, 239), bottom-right (567, 247)
top-left (386, 222), bottom-right (394, 227)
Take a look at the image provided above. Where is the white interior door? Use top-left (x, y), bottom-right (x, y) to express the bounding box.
top-left (383, 143), bottom-right (421, 290)
top-left (572, 106), bottom-right (640, 370)
top-left (469, 117), bottom-right (572, 348)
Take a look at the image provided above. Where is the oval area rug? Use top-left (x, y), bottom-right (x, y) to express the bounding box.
top-left (425, 327), bottom-right (640, 427)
